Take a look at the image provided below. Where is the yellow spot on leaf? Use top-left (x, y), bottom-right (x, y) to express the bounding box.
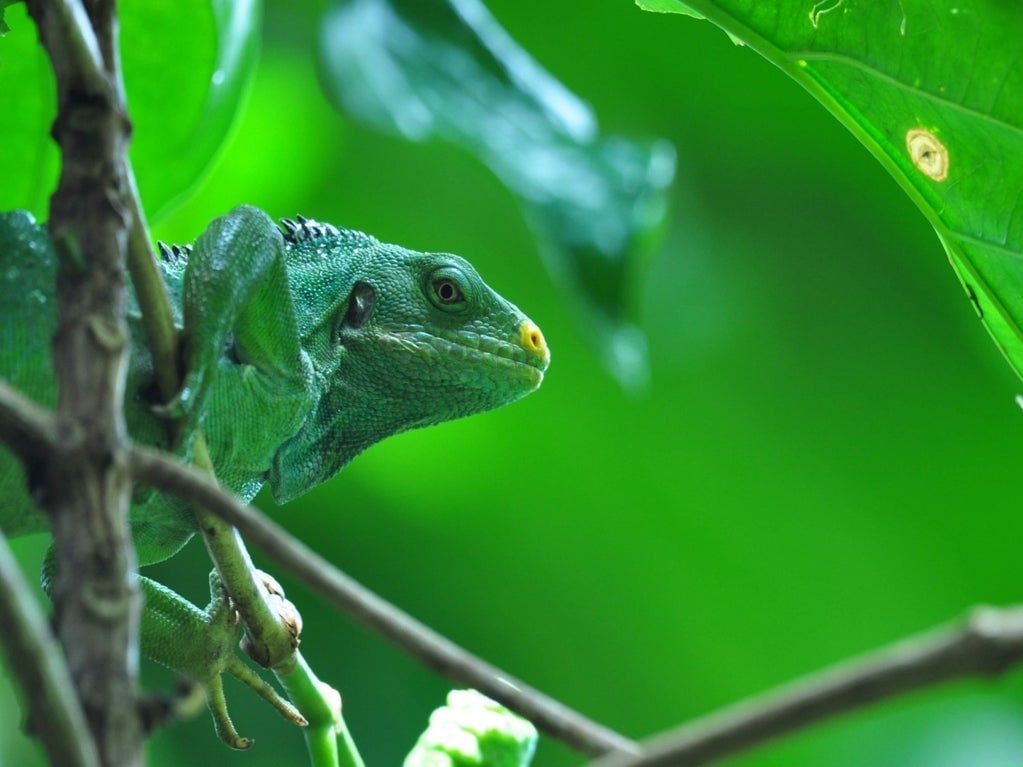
top-left (905, 128), bottom-right (949, 182)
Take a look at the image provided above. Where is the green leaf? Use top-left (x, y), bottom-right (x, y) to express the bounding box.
top-left (640, 0), bottom-right (1023, 380)
top-left (0, 0), bottom-right (258, 220)
top-left (638, 0), bottom-right (703, 18)
top-left (404, 690), bottom-right (537, 767)
top-left (319, 0), bottom-right (676, 389)
top-left (0, 4), bottom-right (58, 217)
top-left (126, 0), bottom-right (261, 219)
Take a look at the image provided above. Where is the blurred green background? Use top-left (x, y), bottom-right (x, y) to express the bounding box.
top-left (4, 1), bottom-right (1023, 766)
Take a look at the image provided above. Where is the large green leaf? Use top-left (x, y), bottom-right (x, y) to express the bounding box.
top-left (641, 0), bottom-right (1023, 380)
top-left (319, 0), bottom-right (676, 388)
top-left (0, 0), bottom-right (259, 220)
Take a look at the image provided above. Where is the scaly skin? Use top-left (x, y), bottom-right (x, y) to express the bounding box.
top-left (0, 205), bottom-right (549, 746)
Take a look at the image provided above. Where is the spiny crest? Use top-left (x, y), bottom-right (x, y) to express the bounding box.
top-left (157, 241), bottom-right (192, 263)
top-left (280, 214), bottom-right (341, 245)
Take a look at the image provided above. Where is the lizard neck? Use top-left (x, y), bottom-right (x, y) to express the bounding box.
top-left (266, 360), bottom-right (423, 504)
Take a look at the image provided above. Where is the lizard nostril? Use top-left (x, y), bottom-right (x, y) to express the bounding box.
top-left (519, 320), bottom-right (550, 367)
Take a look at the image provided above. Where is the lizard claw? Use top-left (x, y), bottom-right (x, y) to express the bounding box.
top-left (225, 655), bottom-right (307, 728)
top-left (199, 572), bottom-right (308, 749)
top-left (198, 573), bottom-right (309, 749)
top-left (205, 673), bottom-right (254, 750)
top-left (138, 572), bottom-right (305, 750)
top-left (149, 376), bottom-right (198, 423)
top-left (200, 655), bottom-right (308, 751)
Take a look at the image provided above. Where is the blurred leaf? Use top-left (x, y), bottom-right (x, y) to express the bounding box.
top-left (318, 0), bottom-right (676, 388)
top-left (641, 0), bottom-right (1023, 381)
top-left (125, 0), bottom-right (261, 218)
top-left (0, 3), bottom-right (58, 218)
top-left (0, 0), bottom-right (259, 221)
top-left (153, 55), bottom-right (345, 240)
top-left (404, 690), bottom-right (537, 767)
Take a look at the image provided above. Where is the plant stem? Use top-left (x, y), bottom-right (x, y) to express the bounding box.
top-left (127, 444), bottom-right (641, 757)
top-left (276, 653), bottom-right (366, 767)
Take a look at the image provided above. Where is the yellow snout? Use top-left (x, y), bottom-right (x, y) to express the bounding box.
top-left (519, 319), bottom-right (550, 369)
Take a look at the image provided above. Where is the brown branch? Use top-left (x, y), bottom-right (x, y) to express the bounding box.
top-left (0, 377), bottom-right (62, 466)
top-left (0, 522), bottom-right (99, 767)
top-left (22, 0), bottom-right (143, 764)
top-left (588, 605), bottom-right (1023, 767)
top-left (10, 382), bottom-right (1023, 767)
top-left (127, 445), bottom-right (642, 758)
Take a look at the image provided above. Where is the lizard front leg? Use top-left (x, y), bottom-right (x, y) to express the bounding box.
top-left (165, 204), bottom-right (314, 448)
top-left (139, 571), bottom-right (307, 749)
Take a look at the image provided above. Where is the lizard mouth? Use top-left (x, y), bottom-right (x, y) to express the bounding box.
top-left (380, 324), bottom-right (549, 390)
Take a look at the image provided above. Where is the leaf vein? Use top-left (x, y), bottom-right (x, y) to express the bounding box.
top-left (787, 49), bottom-right (1023, 140)
top-left (946, 229), bottom-right (1023, 262)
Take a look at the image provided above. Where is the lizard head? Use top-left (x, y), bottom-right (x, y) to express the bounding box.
top-left (337, 247), bottom-right (550, 417)
top-left (270, 222), bottom-right (549, 503)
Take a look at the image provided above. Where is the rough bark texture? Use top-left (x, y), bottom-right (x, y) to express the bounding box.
top-left (24, 0), bottom-right (144, 764)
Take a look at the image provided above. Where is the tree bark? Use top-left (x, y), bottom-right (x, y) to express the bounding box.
top-left (24, 0), bottom-right (144, 764)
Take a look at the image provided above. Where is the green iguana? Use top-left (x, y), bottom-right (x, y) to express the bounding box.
top-left (0, 205), bottom-right (549, 747)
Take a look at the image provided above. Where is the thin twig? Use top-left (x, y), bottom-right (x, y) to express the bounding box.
top-left (0, 377), bottom-right (62, 466)
top-left (588, 605), bottom-right (1023, 767)
top-left (31, 0), bottom-right (104, 89)
top-left (10, 384), bottom-right (1023, 765)
top-left (0, 375), bottom-right (636, 756)
top-left (0, 529), bottom-right (99, 767)
top-left (128, 445), bottom-right (641, 757)
top-left (190, 434), bottom-right (300, 670)
top-left (124, 164), bottom-right (180, 405)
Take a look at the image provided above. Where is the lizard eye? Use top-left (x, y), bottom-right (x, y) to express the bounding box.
top-left (427, 266), bottom-right (470, 312)
top-left (434, 278), bottom-right (463, 304)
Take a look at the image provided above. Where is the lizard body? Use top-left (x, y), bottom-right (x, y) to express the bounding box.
top-left (0, 205), bottom-right (549, 745)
